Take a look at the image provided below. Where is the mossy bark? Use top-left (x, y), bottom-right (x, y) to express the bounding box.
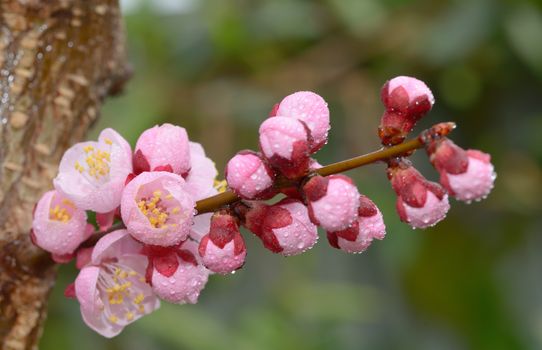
top-left (0, 1), bottom-right (128, 348)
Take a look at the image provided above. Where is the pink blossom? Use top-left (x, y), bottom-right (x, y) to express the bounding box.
top-left (31, 190), bottom-right (93, 255)
top-left (198, 211), bottom-right (246, 274)
top-left (274, 91), bottom-right (330, 153)
top-left (428, 138), bottom-right (496, 202)
top-left (379, 76), bottom-right (434, 145)
top-left (184, 142), bottom-right (219, 201)
top-left (54, 128), bottom-right (132, 212)
top-left (225, 151), bottom-right (275, 199)
top-left (134, 124), bottom-right (191, 176)
top-left (245, 199), bottom-right (318, 256)
top-left (303, 175), bottom-right (360, 232)
top-left (149, 240), bottom-right (210, 304)
top-left (120, 171), bottom-right (195, 246)
top-left (259, 116), bottom-right (310, 179)
top-left (327, 195), bottom-right (386, 253)
top-left (389, 162), bottom-right (450, 229)
top-left (74, 230), bottom-right (159, 338)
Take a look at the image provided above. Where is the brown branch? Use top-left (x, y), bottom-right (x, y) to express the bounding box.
top-left (0, 1), bottom-right (128, 349)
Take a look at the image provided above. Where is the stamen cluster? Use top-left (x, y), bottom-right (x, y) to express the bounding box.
top-left (31, 76), bottom-right (495, 338)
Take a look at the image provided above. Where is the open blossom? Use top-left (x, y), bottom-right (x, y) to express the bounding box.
top-left (379, 76), bottom-right (435, 146)
top-left (273, 91), bottom-right (330, 153)
top-left (121, 171), bottom-right (195, 246)
top-left (184, 142), bottom-right (219, 201)
top-left (54, 128), bottom-right (132, 212)
top-left (327, 195), bottom-right (386, 253)
top-left (244, 199), bottom-right (318, 256)
top-left (225, 151), bottom-right (275, 199)
top-left (31, 190), bottom-right (93, 256)
top-left (198, 211), bottom-right (246, 274)
top-left (134, 124), bottom-right (191, 176)
top-left (303, 175), bottom-right (360, 232)
top-left (259, 116), bottom-right (310, 179)
top-left (74, 230), bottom-right (159, 338)
top-left (427, 138), bottom-right (496, 202)
top-left (389, 162), bottom-right (450, 229)
top-left (148, 240), bottom-right (210, 304)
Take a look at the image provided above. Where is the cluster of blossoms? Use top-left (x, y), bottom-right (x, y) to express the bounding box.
top-left (31, 76), bottom-right (495, 337)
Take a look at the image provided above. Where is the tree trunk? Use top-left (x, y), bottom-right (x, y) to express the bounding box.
top-left (0, 1), bottom-right (128, 349)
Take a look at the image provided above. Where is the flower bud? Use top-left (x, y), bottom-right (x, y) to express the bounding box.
top-left (303, 175), bottom-right (360, 232)
top-left (134, 124), bottom-right (191, 176)
top-left (225, 151), bottom-right (275, 199)
top-left (274, 91), bottom-right (330, 153)
top-left (198, 211), bottom-right (246, 274)
top-left (379, 76), bottom-right (434, 145)
top-left (327, 195), bottom-right (386, 253)
top-left (427, 138), bottom-right (496, 202)
top-left (149, 241), bottom-right (209, 304)
top-left (54, 128), bottom-right (132, 212)
top-left (389, 162), bottom-right (450, 229)
top-left (244, 199), bottom-right (318, 256)
top-left (259, 116), bottom-right (310, 179)
top-left (31, 190), bottom-right (93, 255)
top-left (120, 171), bottom-right (195, 246)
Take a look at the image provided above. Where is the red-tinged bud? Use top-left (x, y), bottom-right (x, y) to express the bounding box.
top-left (388, 161), bottom-right (450, 229)
top-left (327, 195), bottom-right (386, 253)
top-left (259, 116), bottom-right (311, 179)
top-left (379, 76), bottom-right (435, 146)
top-left (64, 283), bottom-right (76, 299)
top-left (75, 247), bottom-right (93, 269)
top-left (198, 211), bottom-right (246, 274)
top-left (427, 138), bottom-right (496, 203)
top-left (303, 175), bottom-right (360, 232)
top-left (225, 150), bottom-right (276, 199)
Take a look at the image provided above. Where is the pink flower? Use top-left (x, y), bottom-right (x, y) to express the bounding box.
top-left (428, 138), bottom-right (496, 202)
top-left (389, 162), bottom-right (450, 229)
top-left (74, 230), bottom-right (159, 338)
top-left (225, 151), bottom-right (275, 199)
top-left (121, 171), bottom-right (195, 246)
top-left (134, 124), bottom-right (191, 176)
top-left (327, 195), bottom-right (386, 253)
top-left (198, 211), bottom-right (246, 274)
top-left (244, 199), bottom-right (318, 256)
top-left (259, 116), bottom-right (310, 179)
top-left (273, 91), bottom-right (330, 153)
top-left (303, 175), bottom-right (360, 232)
top-left (31, 190), bottom-right (93, 255)
top-left (148, 240), bottom-right (210, 304)
top-left (184, 142), bottom-right (219, 201)
top-left (54, 128), bottom-right (132, 212)
top-left (379, 76), bottom-right (434, 145)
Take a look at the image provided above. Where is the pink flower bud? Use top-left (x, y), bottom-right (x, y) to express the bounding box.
top-left (428, 138), bottom-right (496, 202)
top-left (74, 230), bottom-right (159, 338)
top-left (389, 162), bottom-right (450, 229)
top-left (150, 241), bottom-right (210, 304)
top-left (120, 171), bottom-right (195, 246)
top-left (134, 124), bottom-right (191, 176)
top-left (274, 91), bottom-right (330, 152)
top-left (259, 116), bottom-right (310, 179)
top-left (54, 128), bottom-right (132, 212)
top-left (31, 190), bottom-right (93, 255)
top-left (225, 151), bottom-right (275, 199)
top-left (304, 175), bottom-right (360, 231)
top-left (246, 199), bottom-right (318, 256)
top-left (327, 195), bottom-right (386, 253)
top-left (198, 211), bottom-right (246, 274)
top-left (379, 76), bottom-right (434, 146)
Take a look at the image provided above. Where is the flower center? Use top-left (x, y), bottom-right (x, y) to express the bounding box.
top-left (74, 143), bottom-right (111, 180)
top-left (49, 199), bottom-right (75, 222)
top-left (137, 190), bottom-right (180, 228)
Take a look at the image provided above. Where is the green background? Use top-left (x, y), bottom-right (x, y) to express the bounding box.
top-left (40, 0), bottom-right (542, 349)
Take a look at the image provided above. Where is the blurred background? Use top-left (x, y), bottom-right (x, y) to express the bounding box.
top-left (40, 0), bottom-right (542, 349)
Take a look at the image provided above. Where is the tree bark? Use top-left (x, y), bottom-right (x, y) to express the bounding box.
top-left (0, 1), bottom-right (128, 349)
